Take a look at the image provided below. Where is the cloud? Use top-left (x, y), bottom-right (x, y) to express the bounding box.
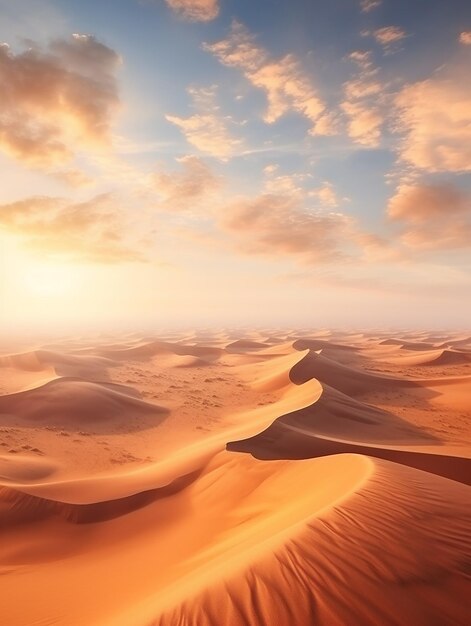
top-left (166, 85), bottom-right (243, 159)
top-left (360, 0), bottom-right (381, 12)
top-left (341, 51), bottom-right (383, 147)
top-left (262, 167), bottom-right (341, 208)
top-left (308, 182), bottom-right (340, 207)
top-left (50, 168), bottom-right (94, 187)
top-left (153, 155), bottom-right (221, 209)
top-left (362, 26), bottom-right (408, 51)
top-left (164, 0), bottom-right (219, 21)
top-left (220, 194), bottom-right (354, 264)
top-left (394, 74), bottom-right (471, 172)
top-left (263, 163), bottom-right (279, 175)
top-left (388, 183), bottom-right (469, 221)
top-left (459, 31), bottom-right (471, 45)
top-left (203, 21), bottom-right (334, 136)
top-left (341, 101), bottom-right (383, 146)
top-left (348, 50), bottom-right (374, 70)
top-left (372, 26), bottom-right (407, 46)
top-left (263, 172), bottom-right (306, 199)
top-left (0, 35), bottom-right (120, 169)
top-left (387, 183), bottom-right (471, 250)
top-left (0, 194), bottom-right (144, 263)
top-left (344, 78), bottom-right (381, 100)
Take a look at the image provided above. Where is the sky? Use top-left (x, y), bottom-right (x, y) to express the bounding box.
top-left (0, 0), bottom-right (470, 333)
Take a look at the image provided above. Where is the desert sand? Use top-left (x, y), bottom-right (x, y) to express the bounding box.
top-left (0, 329), bottom-right (470, 625)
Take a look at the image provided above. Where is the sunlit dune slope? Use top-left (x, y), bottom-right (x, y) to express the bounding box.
top-left (1, 452), bottom-right (470, 626)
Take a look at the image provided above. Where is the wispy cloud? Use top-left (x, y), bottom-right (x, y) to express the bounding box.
top-left (203, 21), bottom-right (335, 136)
top-left (362, 26), bottom-right (408, 51)
top-left (153, 155), bottom-right (221, 209)
top-left (372, 26), bottom-right (407, 46)
top-left (166, 85), bottom-right (243, 159)
top-left (309, 182), bottom-right (341, 208)
top-left (341, 50), bottom-right (384, 147)
top-left (0, 194), bottom-right (145, 263)
top-left (341, 101), bottom-right (383, 147)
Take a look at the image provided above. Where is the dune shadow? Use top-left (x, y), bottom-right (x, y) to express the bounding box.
top-left (227, 413), bottom-right (470, 486)
top-left (0, 377), bottom-right (170, 435)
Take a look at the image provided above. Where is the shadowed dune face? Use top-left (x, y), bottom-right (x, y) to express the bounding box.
top-left (0, 378), bottom-right (168, 430)
top-left (386, 348), bottom-right (471, 366)
top-left (290, 348), bottom-right (421, 394)
top-left (228, 422), bottom-right (471, 484)
top-left (0, 330), bottom-right (470, 626)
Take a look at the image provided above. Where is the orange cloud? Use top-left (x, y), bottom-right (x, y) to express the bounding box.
top-left (166, 86), bottom-right (243, 159)
top-left (341, 51), bottom-right (383, 147)
top-left (394, 74), bottom-right (471, 172)
top-left (262, 169), bottom-right (341, 208)
top-left (372, 26), bottom-right (407, 46)
top-left (309, 182), bottom-right (341, 208)
top-left (344, 78), bottom-right (382, 100)
top-left (204, 21), bottom-right (334, 136)
top-left (348, 50), bottom-right (374, 70)
top-left (263, 172), bottom-right (306, 199)
top-left (459, 31), bottom-right (471, 45)
top-left (153, 155), bottom-right (221, 209)
top-left (164, 0), bottom-right (219, 21)
top-left (341, 101), bottom-right (383, 147)
top-left (221, 194), bottom-right (354, 264)
top-left (0, 194), bottom-right (144, 263)
top-left (0, 35), bottom-right (120, 169)
top-left (387, 183), bottom-right (471, 250)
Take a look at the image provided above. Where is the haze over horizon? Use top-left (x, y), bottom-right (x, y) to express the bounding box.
top-left (1, 0), bottom-right (470, 331)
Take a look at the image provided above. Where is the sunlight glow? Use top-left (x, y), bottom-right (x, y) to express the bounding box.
top-left (23, 264), bottom-right (77, 297)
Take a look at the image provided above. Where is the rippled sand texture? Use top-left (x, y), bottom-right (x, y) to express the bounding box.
top-left (1, 329), bottom-right (470, 625)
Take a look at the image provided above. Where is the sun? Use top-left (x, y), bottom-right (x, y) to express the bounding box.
top-left (23, 264), bottom-right (79, 297)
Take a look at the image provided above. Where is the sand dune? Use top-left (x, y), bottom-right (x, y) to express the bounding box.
top-left (91, 340), bottom-right (224, 362)
top-left (0, 349), bottom-right (117, 392)
top-left (156, 353), bottom-right (212, 368)
top-left (0, 377), bottom-right (168, 428)
top-left (150, 457), bottom-right (471, 626)
top-left (1, 452), bottom-right (470, 626)
top-left (386, 348), bottom-right (471, 366)
top-left (293, 337), bottom-right (360, 352)
top-left (0, 330), bottom-right (470, 625)
top-left (225, 339), bottom-right (269, 352)
top-left (436, 336), bottom-right (471, 349)
top-left (379, 338), bottom-right (437, 350)
top-left (269, 379), bottom-right (438, 443)
top-left (228, 415), bottom-right (471, 484)
top-left (290, 348), bottom-right (417, 394)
